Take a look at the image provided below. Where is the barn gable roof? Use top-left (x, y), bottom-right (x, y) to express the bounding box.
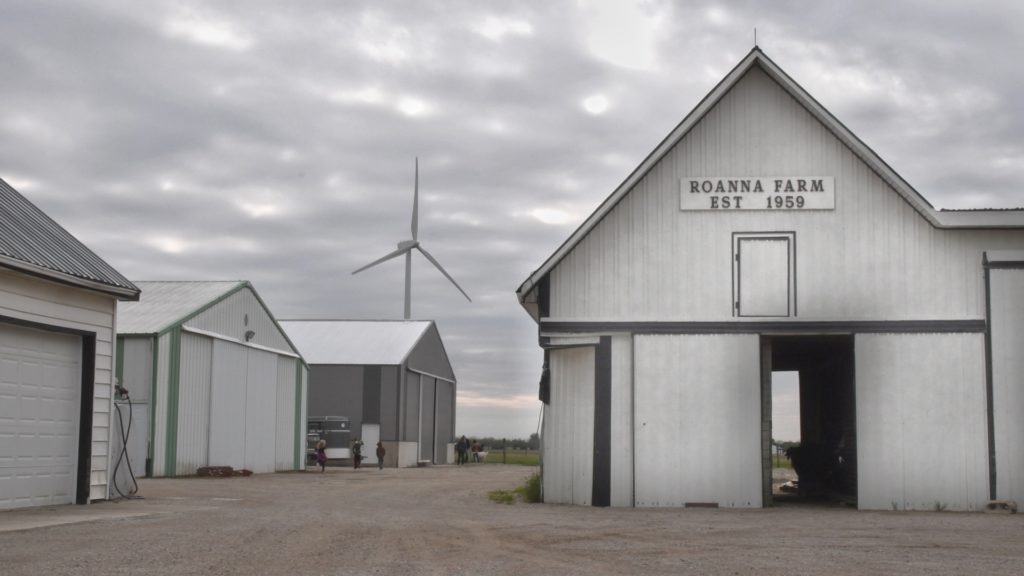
top-left (117, 281), bottom-right (247, 334)
top-left (516, 48), bottom-right (1024, 308)
top-left (279, 320), bottom-right (443, 368)
top-left (0, 177), bottom-right (139, 300)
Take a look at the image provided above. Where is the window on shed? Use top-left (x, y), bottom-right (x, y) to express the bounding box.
top-left (733, 232), bottom-right (796, 317)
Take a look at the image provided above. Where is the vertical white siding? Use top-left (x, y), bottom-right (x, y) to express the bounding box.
top-left (275, 356), bottom-right (297, 471)
top-left (186, 287), bottom-right (292, 352)
top-left (0, 269), bottom-right (118, 501)
top-left (990, 269), bottom-right (1024, 502)
top-left (175, 333), bottom-right (212, 475)
top-left (609, 334), bottom-right (633, 506)
top-left (542, 347), bottom-right (594, 506)
top-left (244, 348), bottom-right (278, 473)
top-left (151, 333), bottom-right (171, 476)
top-left (856, 333), bottom-right (988, 511)
top-left (209, 340), bottom-right (247, 470)
top-left (634, 334), bottom-right (761, 508)
top-left (547, 67), bottom-right (1024, 322)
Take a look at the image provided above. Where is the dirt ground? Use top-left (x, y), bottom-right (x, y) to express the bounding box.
top-left (1, 465), bottom-right (1021, 575)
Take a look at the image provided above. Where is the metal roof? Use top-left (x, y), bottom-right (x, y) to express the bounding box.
top-left (117, 281), bottom-right (246, 334)
top-left (516, 48), bottom-right (1024, 306)
top-left (279, 320), bottom-right (432, 365)
top-left (0, 177), bottom-right (139, 299)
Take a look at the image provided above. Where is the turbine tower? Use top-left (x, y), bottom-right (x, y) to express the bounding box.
top-left (352, 158), bottom-right (472, 319)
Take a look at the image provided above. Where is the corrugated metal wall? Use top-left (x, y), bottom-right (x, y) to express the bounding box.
top-left (402, 372), bottom-right (420, 442)
top-left (209, 339), bottom-right (247, 470)
top-left (120, 337), bottom-right (153, 402)
top-left (186, 287), bottom-right (292, 353)
top-left (856, 333), bottom-right (988, 511)
top-left (151, 333), bottom-right (171, 476)
top-left (419, 376), bottom-right (436, 462)
top-left (542, 347), bottom-right (594, 506)
top-left (434, 380), bottom-right (454, 464)
top-left (548, 66), bottom-right (1024, 322)
top-left (275, 356), bottom-right (297, 470)
top-left (244, 348), bottom-right (278, 473)
top-left (609, 334), bottom-right (633, 506)
top-left (989, 269), bottom-right (1024, 502)
top-left (175, 333), bottom-right (212, 475)
top-left (116, 337), bottom-right (152, 484)
top-left (633, 334), bottom-right (761, 507)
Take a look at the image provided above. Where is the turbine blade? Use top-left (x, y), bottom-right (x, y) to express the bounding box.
top-left (412, 157), bottom-right (419, 241)
top-left (352, 246), bottom-right (410, 275)
top-left (416, 245), bottom-right (472, 302)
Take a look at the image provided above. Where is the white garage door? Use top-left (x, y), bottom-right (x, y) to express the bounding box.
top-left (0, 322), bottom-right (82, 510)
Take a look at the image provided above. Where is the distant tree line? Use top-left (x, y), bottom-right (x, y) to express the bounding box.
top-left (459, 433), bottom-right (539, 451)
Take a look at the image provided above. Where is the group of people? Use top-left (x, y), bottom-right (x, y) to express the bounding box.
top-left (313, 434), bottom-right (485, 471)
top-left (314, 437), bottom-right (386, 472)
top-left (454, 435), bottom-right (483, 465)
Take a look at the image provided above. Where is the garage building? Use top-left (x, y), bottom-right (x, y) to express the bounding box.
top-left (0, 178), bottom-right (140, 510)
top-left (115, 281), bottom-right (308, 478)
top-left (516, 49), bottom-right (1024, 511)
top-left (281, 320), bottom-right (456, 467)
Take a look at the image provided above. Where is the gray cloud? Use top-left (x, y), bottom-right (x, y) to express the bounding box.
top-left (2, 0), bottom-right (1022, 436)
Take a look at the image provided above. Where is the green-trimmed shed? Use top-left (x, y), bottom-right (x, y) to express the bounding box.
top-left (114, 281), bottom-right (307, 479)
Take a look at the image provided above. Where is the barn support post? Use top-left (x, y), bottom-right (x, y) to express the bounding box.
top-left (592, 336), bottom-right (612, 507)
top-left (759, 337), bottom-right (773, 507)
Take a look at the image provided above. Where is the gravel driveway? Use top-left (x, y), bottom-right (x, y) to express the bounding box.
top-left (1, 465), bottom-right (1021, 575)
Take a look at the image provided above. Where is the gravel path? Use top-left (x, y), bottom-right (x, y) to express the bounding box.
top-left (1, 465), bottom-right (1021, 575)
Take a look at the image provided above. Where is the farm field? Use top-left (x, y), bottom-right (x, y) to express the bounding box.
top-left (1, 465), bottom-right (1021, 575)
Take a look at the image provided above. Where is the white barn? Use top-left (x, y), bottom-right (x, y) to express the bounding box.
top-left (516, 49), bottom-right (1024, 511)
top-left (115, 281), bottom-right (308, 479)
top-left (0, 178), bottom-right (140, 510)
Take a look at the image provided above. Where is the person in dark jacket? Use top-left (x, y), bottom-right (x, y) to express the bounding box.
top-left (315, 439), bottom-right (327, 472)
top-left (456, 435), bottom-right (469, 465)
top-left (375, 441), bottom-right (386, 470)
top-left (352, 437), bottom-right (364, 469)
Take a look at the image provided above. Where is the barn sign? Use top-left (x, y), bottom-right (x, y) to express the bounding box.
top-left (680, 177), bottom-right (835, 211)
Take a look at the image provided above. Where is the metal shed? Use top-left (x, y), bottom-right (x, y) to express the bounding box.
top-left (115, 281), bottom-right (308, 479)
top-left (280, 320), bottom-right (456, 468)
top-left (0, 177), bottom-right (139, 510)
top-left (517, 48), bottom-right (1024, 511)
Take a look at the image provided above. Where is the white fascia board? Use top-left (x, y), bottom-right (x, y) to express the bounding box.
top-left (0, 255), bottom-right (140, 300)
top-left (935, 211), bottom-right (1024, 228)
top-left (182, 325), bottom-right (300, 358)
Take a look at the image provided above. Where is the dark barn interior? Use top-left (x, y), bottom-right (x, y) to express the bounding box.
top-left (766, 335), bottom-right (857, 505)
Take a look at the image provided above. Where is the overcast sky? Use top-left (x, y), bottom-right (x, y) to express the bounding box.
top-left (2, 1), bottom-right (1022, 439)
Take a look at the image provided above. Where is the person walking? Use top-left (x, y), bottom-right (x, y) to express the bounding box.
top-left (315, 438), bottom-right (327, 472)
top-left (375, 441), bottom-right (386, 470)
top-left (456, 435), bottom-right (469, 465)
top-left (352, 437), bottom-right (364, 469)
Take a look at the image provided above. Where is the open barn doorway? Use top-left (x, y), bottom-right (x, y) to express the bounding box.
top-left (762, 335), bottom-right (857, 507)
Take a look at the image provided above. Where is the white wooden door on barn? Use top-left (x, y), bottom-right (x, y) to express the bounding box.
top-left (543, 347), bottom-right (594, 506)
top-left (735, 235), bottom-right (794, 317)
top-left (634, 334), bottom-right (762, 508)
top-left (362, 423), bottom-right (380, 466)
top-left (0, 323), bottom-right (81, 510)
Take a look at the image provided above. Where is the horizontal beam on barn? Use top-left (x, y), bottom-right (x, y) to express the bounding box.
top-left (540, 319), bottom-right (986, 336)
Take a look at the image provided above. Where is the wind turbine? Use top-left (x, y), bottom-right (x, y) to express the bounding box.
top-left (352, 158), bottom-right (472, 320)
